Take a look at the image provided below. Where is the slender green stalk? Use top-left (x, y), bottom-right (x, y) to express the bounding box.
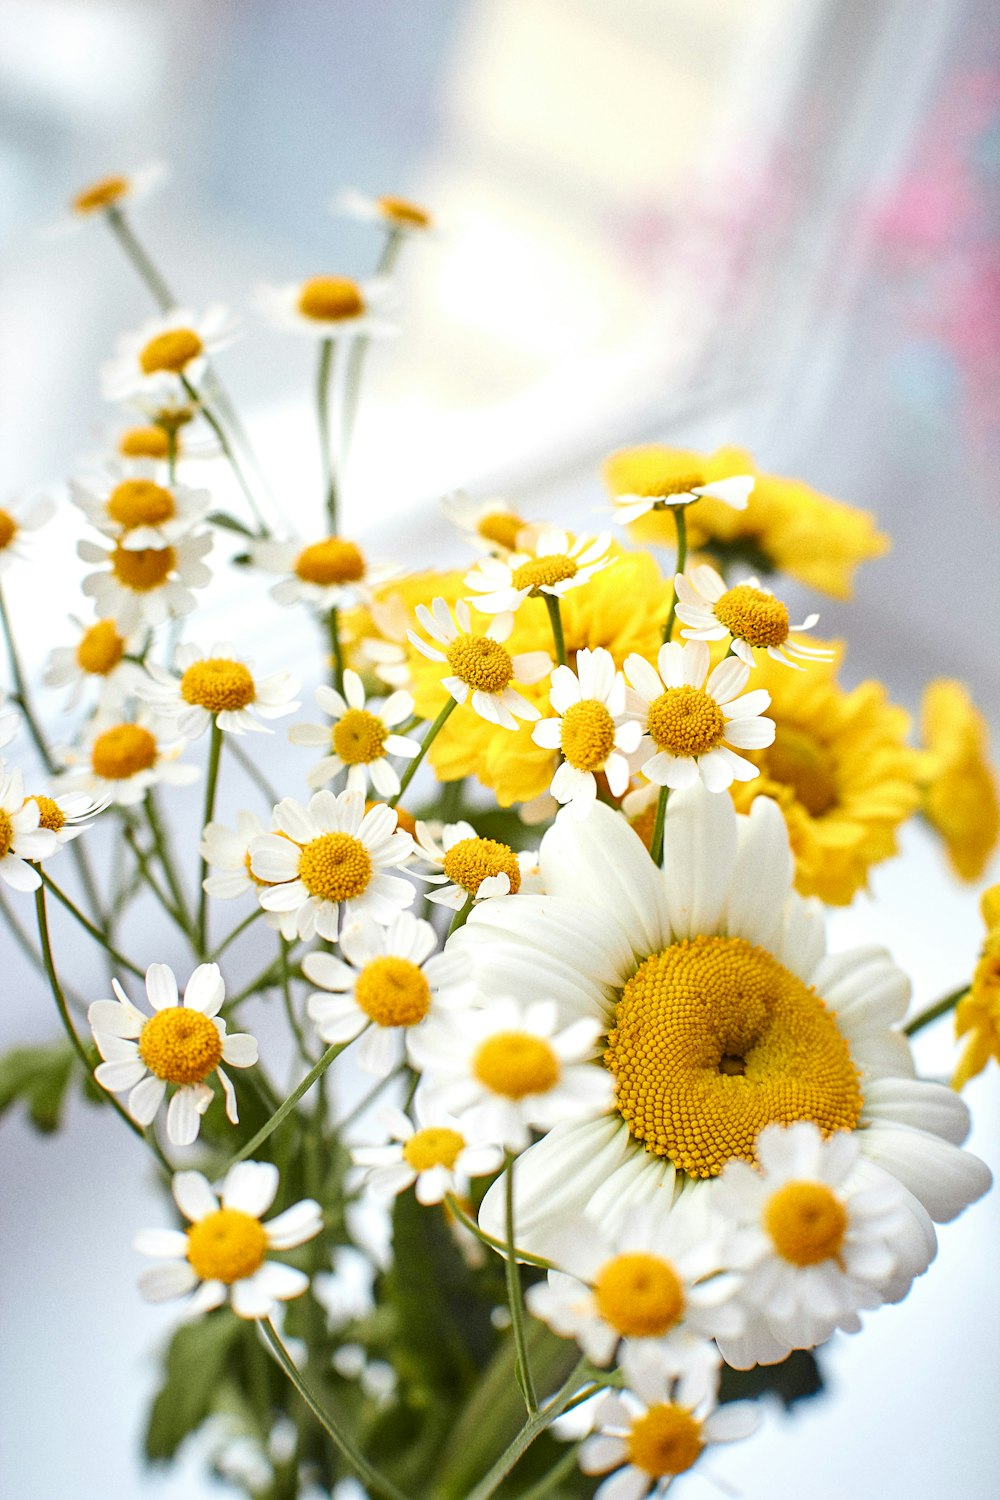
top-left (391, 698), bottom-right (457, 806)
top-left (228, 737), bottom-right (281, 807)
top-left (448, 894), bottom-right (474, 935)
top-left (661, 504), bottom-right (689, 643)
top-left (167, 427), bottom-right (178, 484)
top-left (38, 870), bottom-right (145, 978)
top-left (516, 1444), bottom-right (582, 1500)
top-left (443, 1194), bottom-right (556, 1273)
top-left (226, 958), bottom-right (284, 1007)
top-left (280, 938), bottom-right (312, 1066)
top-left (333, 1062), bottom-right (406, 1134)
top-left (210, 906), bottom-right (262, 961)
top-left (464, 1356), bottom-right (592, 1500)
top-left (181, 376), bottom-right (270, 536)
top-left (543, 593), bottom-right (567, 667)
top-left (104, 206), bottom-right (176, 309)
top-left (504, 1152), bottom-right (538, 1414)
top-left (316, 338), bottom-right (338, 531)
top-left (221, 1042), bottom-right (346, 1173)
top-left (327, 607), bottom-right (345, 693)
top-left (649, 784), bottom-right (669, 867)
top-left (121, 824), bottom-right (187, 929)
top-left (144, 790), bottom-right (194, 933)
top-left (904, 986), bottom-right (968, 1037)
top-left (196, 722), bottom-right (224, 953)
top-left (337, 228), bottom-right (405, 468)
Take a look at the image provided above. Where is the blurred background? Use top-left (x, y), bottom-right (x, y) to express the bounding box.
top-left (1, 1), bottom-right (998, 1496)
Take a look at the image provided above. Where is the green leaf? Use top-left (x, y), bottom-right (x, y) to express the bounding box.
top-left (144, 1312), bottom-right (242, 1463)
top-left (206, 510), bottom-right (254, 537)
top-left (0, 1042), bottom-right (76, 1133)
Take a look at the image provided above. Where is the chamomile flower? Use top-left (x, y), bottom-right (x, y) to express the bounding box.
top-left (352, 1100), bottom-right (503, 1204)
top-left (254, 275), bottom-right (395, 340)
top-left (0, 495), bottom-right (56, 574)
top-left (604, 445), bottom-right (754, 525)
top-left (336, 188), bottom-right (435, 234)
top-left (625, 639), bottom-right (774, 793)
top-left (64, 161), bottom-right (168, 221)
top-left (24, 790), bottom-right (108, 849)
top-left (199, 811), bottom-right (298, 941)
top-left (69, 468), bottom-right (210, 550)
top-left (408, 598), bottom-right (550, 729)
top-left (252, 535), bottom-right (390, 612)
top-left (135, 1161), bottom-right (322, 1319)
top-left (532, 647), bottom-right (642, 817)
top-left (412, 820), bottom-right (524, 909)
top-left (56, 715), bottom-right (198, 807)
top-left (89, 963), bottom-right (258, 1146)
top-left (78, 527), bottom-right (213, 633)
top-left (674, 565), bottom-right (832, 670)
top-left (249, 788), bottom-right (415, 942)
top-left (303, 912), bottom-right (471, 1075)
top-left (0, 768), bottom-right (58, 891)
top-left (44, 617), bottom-right (144, 711)
top-left (139, 641), bottom-right (301, 738)
top-left (101, 305), bottom-right (238, 404)
top-left (288, 671), bottom-right (418, 796)
top-left (441, 492), bottom-right (531, 555)
top-left (408, 995), bottom-right (612, 1153)
top-left (464, 528), bottom-right (615, 615)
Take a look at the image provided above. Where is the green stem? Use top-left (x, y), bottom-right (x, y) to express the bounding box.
top-left (258, 1318), bottom-right (412, 1500)
top-left (121, 824), bottom-right (187, 929)
top-left (228, 737), bottom-right (280, 808)
top-left (280, 938), bottom-right (312, 1066)
top-left (105, 206), bottom-right (176, 309)
top-left (316, 338), bottom-right (338, 532)
top-left (390, 698), bottom-right (457, 806)
top-left (144, 790), bottom-right (194, 934)
top-left (38, 870), bottom-right (145, 978)
top-left (333, 1062), bottom-right (405, 1133)
top-left (328, 607), bottom-right (345, 693)
top-left (516, 1444), bottom-right (582, 1500)
top-left (210, 906), bottom-right (263, 961)
top-left (504, 1152), bottom-right (538, 1414)
top-left (181, 375), bottom-right (270, 537)
top-left (1, 887), bottom-right (86, 1002)
top-left (443, 1194), bottom-right (556, 1273)
top-left (464, 1357), bottom-right (592, 1500)
top-left (196, 722), bottom-right (224, 953)
top-left (649, 784), bottom-right (669, 867)
top-left (904, 986), bottom-right (968, 1037)
top-left (166, 426), bottom-right (178, 484)
top-left (221, 1042), bottom-right (346, 1173)
top-left (543, 593), bottom-right (567, 667)
top-left (447, 894), bottom-right (474, 935)
top-left (661, 504), bottom-right (688, 643)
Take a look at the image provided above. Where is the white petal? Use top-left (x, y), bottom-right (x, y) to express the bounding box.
top-left (223, 1160), bottom-right (280, 1217)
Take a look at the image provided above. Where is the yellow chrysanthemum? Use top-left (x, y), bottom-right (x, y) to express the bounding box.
top-left (919, 680), bottom-right (1000, 882)
top-left (953, 885), bottom-right (1000, 1089)
top-left (728, 643), bottom-right (921, 904)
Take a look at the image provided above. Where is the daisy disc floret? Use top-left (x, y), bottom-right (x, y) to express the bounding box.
top-left (532, 647), bottom-right (642, 818)
top-left (0, 767), bottom-right (59, 892)
top-left (412, 819), bottom-right (523, 910)
top-left (139, 641), bottom-right (301, 738)
top-left (0, 495), bottom-right (56, 574)
top-left (674, 564), bottom-right (834, 670)
top-left (89, 964), bottom-right (258, 1146)
top-left (408, 597), bottom-right (550, 730)
top-left (464, 527), bottom-right (615, 615)
top-left (78, 528), bottom-right (213, 633)
top-left (441, 492), bottom-right (531, 555)
top-left (67, 161), bottom-right (167, 218)
top-left (352, 1100), bottom-right (503, 1205)
top-left (604, 445), bottom-right (754, 525)
top-left (252, 535), bottom-right (390, 612)
top-left (101, 305), bottom-right (238, 404)
top-left (288, 670), bottom-right (419, 796)
top-left (255, 274), bottom-right (396, 340)
top-left (135, 1161), bottom-right (322, 1320)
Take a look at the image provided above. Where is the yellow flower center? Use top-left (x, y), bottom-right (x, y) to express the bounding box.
top-left (377, 195), bottom-right (431, 228)
top-left (29, 795), bottom-right (66, 833)
top-left (138, 1006), bottom-right (223, 1084)
top-left (297, 276), bottom-right (365, 322)
top-left (402, 1126), bottom-right (465, 1172)
top-left (180, 658), bottom-right (257, 713)
top-left (441, 836), bottom-right (521, 896)
top-left (594, 1252), bottom-right (686, 1338)
top-left (0, 509), bottom-right (17, 550)
top-left (0, 810), bottom-right (12, 859)
top-left (647, 686), bottom-right (726, 757)
top-left (764, 1180), bottom-right (848, 1266)
top-left (334, 708), bottom-right (388, 764)
top-left (626, 1404), bottom-right (704, 1478)
top-left (91, 723), bottom-right (158, 780)
top-left (186, 1208), bottom-right (268, 1285)
top-left (764, 728), bottom-right (838, 817)
top-left (560, 699), bottom-right (616, 772)
top-left (604, 935), bottom-right (862, 1178)
top-left (139, 327), bottom-right (204, 375)
top-left (106, 479), bottom-right (176, 529)
top-left (477, 511), bottom-right (526, 551)
top-left (354, 956), bottom-right (431, 1028)
top-left (110, 543), bottom-right (176, 592)
top-left (510, 555), bottom-right (577, 592)
top-left (118, 425), bottom-right (172, 460)
top-left (445, 634), bottom-right (515, 694)
top-left (472, 1031), bottom-right (561, 1099)
top-left (294, 538), bottom-right (366, 586)
top-left (298, 832), bottom-right (373, 903)
top-left (72, 174), bottom-right (130, 213)
top-left (76, 619), bottom-right (125, 676)
top-left (714, 584), bottom-right (789, 649)
top-left (606, 448), bottom-right (705, 500)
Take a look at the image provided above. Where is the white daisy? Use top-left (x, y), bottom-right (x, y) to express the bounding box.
top-left (251, 535), bottom-right (392, 613)
top-left (63, 161), bottom-right (168, 222)
top-left (347, 593), bottom-right (413, 691)
top-left (139, 641), bottom-right (301, 738)
top-left (0, 767), bottom-right (59, 892)
top-left (254, 274), bottom-right (395, 340)
top-left (674, 564), bottom-right (834, 670)
top-left (89, 963), bottom-right (259, 1146)
top-left (101, 305), bottom-right (238, 405)
top-left (303, 911), bottom-right (472, 1075)
top-left (249, 788), bottom-right (415, 942)
top-left (532, 647), bottom-right (643, 818)
top-left (441, 491), bottom-right (532, 555)
top-left (55, 714), bottom-right (197, 807)
top-left (412, 819), bottom-right (525, 910)
top-left (288, 670), bottom-right (418, 796)
top-left (407, 995), bottom-right (613, 1154)
top-left (135, 1160), bottom-right (322, 1319)
top-left (44, 617), bottom-right (145, 712)
top-left (0, 495), bottom-right (56, 574)
top-left (624, 639), bottom-right (775, 793)
top-left (69, 467), bottom-right (210, 551)
top-left (24, 790), bottom-right (108, 850)
top-left (464, 528), bottom-right (615, 616)
top-left (78, 527), bottom-right (213, 633)
top-left (352, 1099), bottom-right (503, 1205)
top-left (408, 597), bottom-right (550, 730)
top-left (200, 811), bottom-right (299, 941)
top-left (335, 188), bottom-right (435, 235)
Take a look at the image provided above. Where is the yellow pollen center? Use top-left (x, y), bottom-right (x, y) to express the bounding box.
top-left (186, 1208), bottom-right (268, 1285)
top-left (110, 543), bottom-right (176, 591)
top-left (764, 1179), bottom-right (849, 1266)
top-left (594, 1252), bottom-right (686, 1338)
top-left (647, 686), bottom-right (726, 757)
top-left (298, 832), bottom-right (373, 903)
top-left (377, 195), bottom-right (431, 228)
top-left (510, 555), bottom-right (577, 592)
top-left (334, 709), bottom-right (388, 764)
top-left (441, 836), bottom-right (521, 896)
top-left (138, 1006), bottom-right (223, 1084)
top-left (477, 512), bottom-right (526, 550)
top-left (30, 795), bottom-right (66, 833)
top-left (76, 619), bottom-right (125, 676)
top-left (0, 509), bottom-right (17, 550)
top-left (472, 1031), bottom-right (560, 1099)
top-left (626, 1404), bottom-right (704, 1478)
top-left (764, 729), bottom-right (838, 817)
top-left (181, 658), bottom-right (257, 713)
top-left (402, 1126), bottom-right (465, 1172)
top-left (297, 276), bottom-right (365, 322)
top-left (445, 634), bottom-right (515, 694)
top-left (118, 425), bottom-right (172, 460)
top-left (714, 585), bottom-right (790, 648)
top-left (294, 538), bottom-right (366, 585)
top-left (604, 935), bottom-right (862, 1178)
top-left (608, 452), bottom-right (705, 500)
top-left (139, 328), bottom-right (204, 375)
top-left (0, 810), bottom-right (12, 859)
top-left (106, 479), bottom-right (176, 529)
top-left (560, 699), bottom-right (616, 772)
top-left (72, 174), bottom-right (129, 213)
top-left (354, 956), bottom-right (431, 1028)
top-left (91, 724), bottom-right (158, 781)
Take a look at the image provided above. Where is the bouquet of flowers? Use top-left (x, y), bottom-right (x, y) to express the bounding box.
top-left (2, 165), bottom-right (997, 1500)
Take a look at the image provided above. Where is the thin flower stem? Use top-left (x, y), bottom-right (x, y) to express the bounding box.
top-left (167, 427), bottom-right (178, 484)
top-left (228, 737), bottom-right (281, 808)
top-left (649, 784), bottom-right (670, 867)
top-left (515, 1443), bottom-right (582, 1500)
top-left (904, 986), bottom-right (969, 1037)
top-left (181, 376), bottom-right (270, 537)
top-left (38, 869), bottom-right (145, 979)
top-left (463, 1356), bottom-right (593, 1500)
top-left (447, 894), bottom-right (474, 935)
top-left (280, 937), bottom-right (312, 1066)
top-left (391, 698), bottom-right (457, 806)
top-left (661, 504), bottom-right (688, 643)
top-left (144, 790), bottom-right (194, 933)
top-left (316, 338), bottom-right (338, 531)
top-left (258, 1318), bottom-right (412, 1500)
top-left (121, 823), bottom-right (188, 930)
top-left (543, 593), bottom-right (567, 667)
top-left (196, 722), bottom-right (224, 954)
top-left (504, 1151), bottom-right (538, 1414)
top-left (327, 607), bottom-right (345, 693)
top-left (221, 1041), bottom-right (346, 1173)
top-left (333, 1062), bottom-right (406, 1134)
top-left (210, 906), bottom-right (263, 961)
top-left (443, 1194), bottom-right (556, 1273)
top-left (104, 206), bottom-right (176, 309)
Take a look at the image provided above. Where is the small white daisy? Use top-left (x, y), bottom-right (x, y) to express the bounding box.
top-left (44, 617), bottom-right (144, 712)
top-left (408, 597), bottom-right (550, 730)
top-left (0, 495), bottom-right (56, 574)
top-left (69, 467), bottom-right (210, 551)
top-left (254, 274), bottom-right (395, 340)
top-left (0, 767), bottom-right (59, 892)
top-left (135, 1160), bottom-right (322, 1319)
top-left (352, 1099), bottom-right (503, 1205)
top-left (303, 911), bottom-right (471, 1076)
top-left (407, 995), bottom-right (613, 1154)
top-left (464, 528), bottom-right (615, 616)
top-left (335, 188), bottom-right (435, 235)
top-left (56, 714), bottom-right (198, 807)
top-left (89, 963), bottom-right (258, 1146)
top-left (674, 564), bottom-right (834, 671)
top-left (532, 647), bottom-right (643, 818)
top-left (624, 639), bottom-right (774, 793)
top-left (101, 305), bottom-right (238, 404)
top-left (78, 527), bottom-right (213, 633)
top-left (288, 670), bottom-right (419, 796)
top-left (24, 790), bottom-right (108, 850)
top-left (412, 820), bottom-right (525, 910)
top-left (249, 788), bottom-right (415, 942)
top-left (348, 593), bottom-right (413, 690)
top-left (441, 492), bottom-right (532, 555)
top-left (63, 161), bottom-right (168, 223)
top-left (251, 535), bottom-right (392, 613)
top-left (139, 641), bottom-right (301, 739)
top-left (200, 811), bottom-right (299, 941)
top-left (608, 455), bottom-right (754, 526)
